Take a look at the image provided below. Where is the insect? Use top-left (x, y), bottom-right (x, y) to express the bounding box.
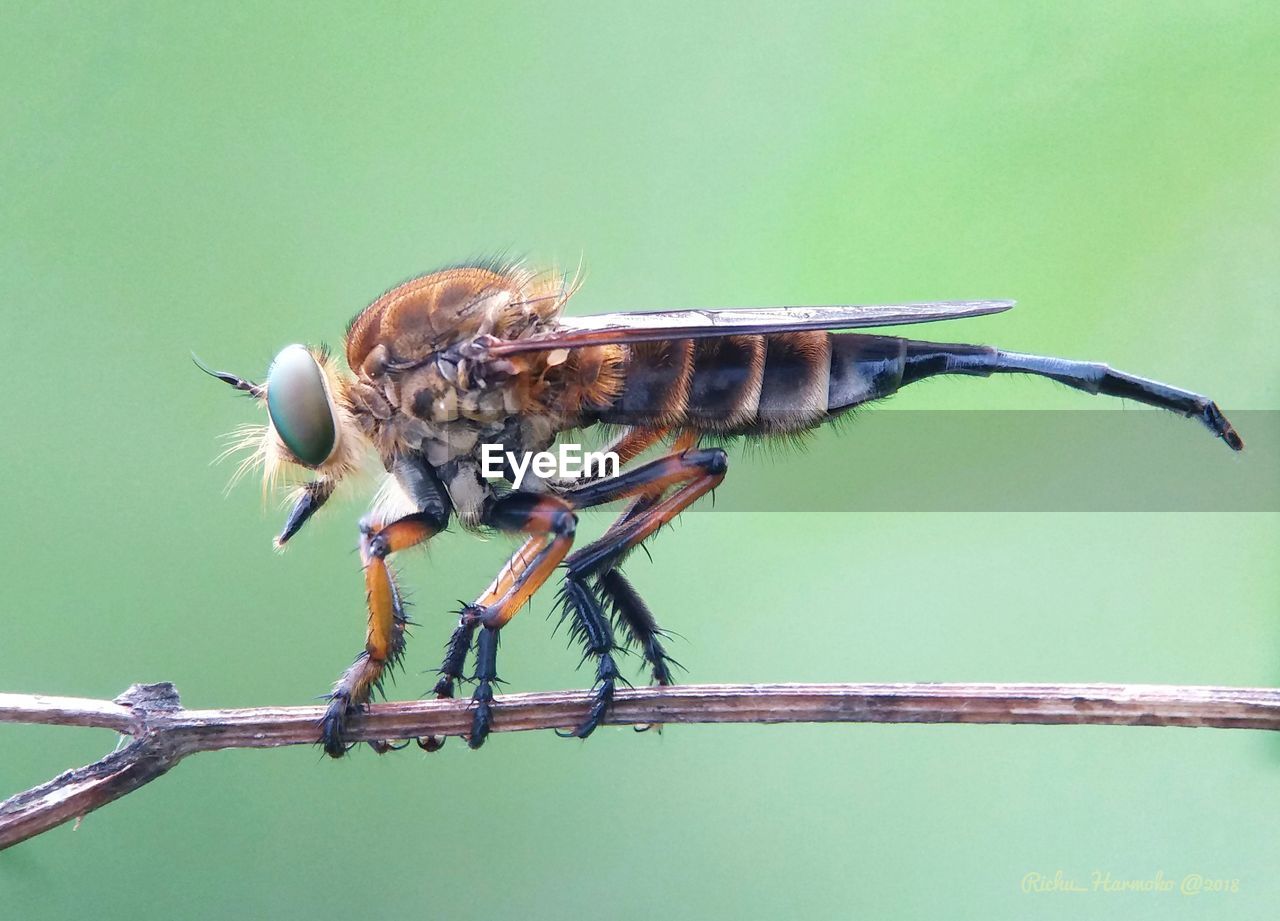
top-left (201, 261), bottom-right (1243, 757)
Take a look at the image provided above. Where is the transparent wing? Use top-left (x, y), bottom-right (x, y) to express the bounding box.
top-left (483, 299), bottom-right (1014, 356)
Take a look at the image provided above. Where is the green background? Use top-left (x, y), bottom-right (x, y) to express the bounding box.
top-left (2, 2), bottom-right (1278, 918)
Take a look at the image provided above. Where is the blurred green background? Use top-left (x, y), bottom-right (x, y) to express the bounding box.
top-left (2, 2), bottom-right (1278, 918)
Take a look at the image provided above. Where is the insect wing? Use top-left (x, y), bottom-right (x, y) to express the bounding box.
top-left (483, 300), bottom-right (1014, 356)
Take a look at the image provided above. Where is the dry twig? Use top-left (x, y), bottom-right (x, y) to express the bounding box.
top-left (4, 680), bottom-right (1279, 851)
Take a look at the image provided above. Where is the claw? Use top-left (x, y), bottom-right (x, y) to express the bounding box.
top-left (320, 693), bottom-right (355, 759)
top-left (468, 682), bottom-right (494, 749)
top-left (573, 676), bottom-right (615, 738)
top-left (558, 659), bottom-right (618, 739)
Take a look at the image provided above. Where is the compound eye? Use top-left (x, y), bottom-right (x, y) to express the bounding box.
top-left (265, 344), bottom-right (337, 467)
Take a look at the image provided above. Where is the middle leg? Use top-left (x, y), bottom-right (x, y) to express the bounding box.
top-left (448, 491), bottom-right (580, 750)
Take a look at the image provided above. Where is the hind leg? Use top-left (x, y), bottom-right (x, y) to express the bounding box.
top-left (557, 446), bottom-right (728, 737)
top-left (597, 568), bottom-right (680, 687)
top-left (567, 429), bottom-right (696, 689)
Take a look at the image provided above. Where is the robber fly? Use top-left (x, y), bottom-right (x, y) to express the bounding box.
top-left (200, 260), bottom-right (1243, 757)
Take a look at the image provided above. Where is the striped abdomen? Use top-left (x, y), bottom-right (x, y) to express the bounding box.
top-left (597, 333), bottom-right (995, 435)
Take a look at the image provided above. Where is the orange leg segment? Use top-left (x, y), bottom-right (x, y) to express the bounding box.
top-left (469, 494), bottom-right (577, 629)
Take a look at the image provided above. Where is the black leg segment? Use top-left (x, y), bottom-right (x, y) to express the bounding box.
top-left (433, 617), bottom-right (478, 700)
top-left (597, 568), bottom-right (679, 687)
top-left (468, 625), bottom-right (501, 749)
top-left (554, 577), bottom-right (624, 739)
top-left (418, 616), bottom-right (478, 752)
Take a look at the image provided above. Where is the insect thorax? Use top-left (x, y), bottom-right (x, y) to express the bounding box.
top-left (348, 362), bottom-right (564, 460)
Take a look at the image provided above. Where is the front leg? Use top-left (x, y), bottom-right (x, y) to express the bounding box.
top-left (321, 512), bottom-right (444, 757)
top-left (322, 455), bottom-right (451, 758)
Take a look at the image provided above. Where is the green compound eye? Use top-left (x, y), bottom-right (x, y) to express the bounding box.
top-left (265, 344), bottom-right (337, 467)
